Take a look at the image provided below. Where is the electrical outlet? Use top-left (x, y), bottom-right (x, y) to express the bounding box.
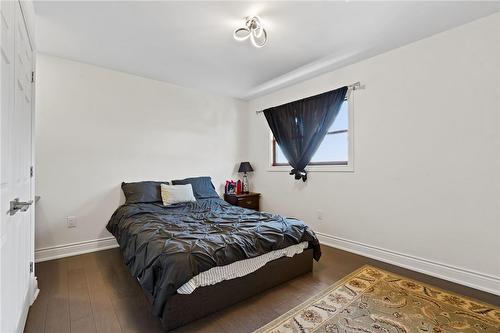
top-left (66, 216), bottom-right (77, 228)
top-left (317, 210), bottom-right (324, 221)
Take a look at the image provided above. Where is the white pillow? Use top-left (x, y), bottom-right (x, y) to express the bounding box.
top-left (160, 184), bottom-right (196, 206)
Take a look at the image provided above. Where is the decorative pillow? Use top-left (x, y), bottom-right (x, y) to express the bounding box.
top-left (160, 184), bottom-right (196, 206)
top-left (121, 181), bottom-right (169, 204)
top-left (171, 176), bottom-right (219, 199)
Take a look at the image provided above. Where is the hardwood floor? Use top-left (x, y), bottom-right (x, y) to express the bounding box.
top-left (24, 246), bottom-right (499, 333)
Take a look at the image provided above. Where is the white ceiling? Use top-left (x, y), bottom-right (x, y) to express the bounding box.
top-left (33, 1), bottom-right (500, 100)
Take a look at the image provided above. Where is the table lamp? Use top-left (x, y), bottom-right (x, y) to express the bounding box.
top-left (238, 162), bottom-right (254, 194)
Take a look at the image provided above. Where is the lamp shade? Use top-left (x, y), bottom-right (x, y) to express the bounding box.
top-left (238, 162), bottom-right (254, 173)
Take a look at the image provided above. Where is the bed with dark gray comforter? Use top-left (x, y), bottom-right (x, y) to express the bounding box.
top-left (106, 197), bottom-right (321, 320)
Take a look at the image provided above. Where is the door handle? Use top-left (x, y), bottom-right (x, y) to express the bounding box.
top-left (9, 198), bottom-right (33, 216)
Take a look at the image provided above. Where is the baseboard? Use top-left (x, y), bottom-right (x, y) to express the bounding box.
top-left (316, 232), bottom-right (500, 296)
top-left (35, 237), bottom-right (119, 262)
top-left (33, 233), bottom-right (499, 295)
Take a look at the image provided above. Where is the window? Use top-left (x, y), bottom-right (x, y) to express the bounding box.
top-left (271, 100), bottom-right (351, 169)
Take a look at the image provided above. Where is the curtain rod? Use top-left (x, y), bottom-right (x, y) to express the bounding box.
top-left (255, 81), bottom-right (363, 115)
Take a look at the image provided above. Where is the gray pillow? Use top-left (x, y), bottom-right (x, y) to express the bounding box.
top-left (171, 176), bottom-right (219, 199)
top-left (121, 181), bottom-right (169, 204)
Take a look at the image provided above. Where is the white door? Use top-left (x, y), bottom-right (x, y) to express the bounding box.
top-left (0, 1), bottom-right (35, 332)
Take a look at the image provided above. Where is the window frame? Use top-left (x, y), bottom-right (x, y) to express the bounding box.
top-left (268, 95), bottom-right (354, 173)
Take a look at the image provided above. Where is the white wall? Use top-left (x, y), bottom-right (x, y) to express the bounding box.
top-left (35, 54), bottom-right (247, 252)
top-left (247, 13), bottom-right (500, 293)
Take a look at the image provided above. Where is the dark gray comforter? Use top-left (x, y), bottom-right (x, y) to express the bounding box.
top-left (106, 198), bottom-right (321, 318)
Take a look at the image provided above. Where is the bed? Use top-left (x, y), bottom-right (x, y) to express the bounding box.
top-left (106, 178), bottom-right (321, 331)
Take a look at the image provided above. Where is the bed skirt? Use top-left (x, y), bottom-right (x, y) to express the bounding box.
top-left (158, 248), bottom-right (314, 331)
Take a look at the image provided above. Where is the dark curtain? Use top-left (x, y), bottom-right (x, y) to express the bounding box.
top-left (263, 86), bottom-right (348, 181)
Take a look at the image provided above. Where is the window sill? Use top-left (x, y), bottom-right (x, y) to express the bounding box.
top-left (267, 164), bottom-right (354, 173)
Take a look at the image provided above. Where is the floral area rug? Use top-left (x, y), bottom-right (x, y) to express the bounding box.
top-left (254, 265), bottom-right (500, 333)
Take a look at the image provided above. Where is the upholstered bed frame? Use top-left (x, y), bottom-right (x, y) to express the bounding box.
top-left (150, 248), bottom-right (314, 331)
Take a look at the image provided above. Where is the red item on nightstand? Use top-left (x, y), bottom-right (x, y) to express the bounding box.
top-left (236, 180), bottom-right (242, 194)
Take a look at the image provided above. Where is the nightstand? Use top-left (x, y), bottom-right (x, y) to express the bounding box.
top-left (224, 192), bottom-right (260, 211)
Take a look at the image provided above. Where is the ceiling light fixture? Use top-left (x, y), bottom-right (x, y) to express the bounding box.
top-left (233, 16), bottom-right (267, 48)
